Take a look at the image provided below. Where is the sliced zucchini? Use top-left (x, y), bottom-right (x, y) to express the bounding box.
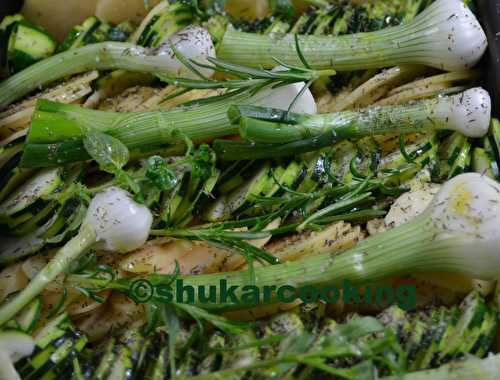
top-left (107, 345), bottom-right (133, 380)
top-left (379, 305), bottom-right (412, 343)
top-left (331, 141), bottom-right (357, 182)
top-left (0, 167), bottom-right (35, 205)
top-left (175, 170), bottom-right (221, 227)
top-left (5, 18), bottom-right (57, 74)
top-left (10, 201), bottom-right (59, 236)
top-left (34, 313), bottom-right (72, 348)
top-left (171, 177), bottom-right (203, 226)
top-left (440, 292), bottom-right (487, 362)
top-left (136, 2), bottom-right (194, 48)
top-left (0, 148), bottom-right (23, 190)
top-left (147, 346), bottom-right (168, 380)
top-left (418, 306), bottom-right (458, 369)
top-left (489, 118), bottom-right (500, 173)
top-left (411, 308), bottom-right (445, 370)
top-left (472, 147), bottom-right (496, 179)
top-left (131, 338), bottom-right (154, 380)
top-left (217, 160), bottom-right (257, 194)
top-left (265, 160), bottom-right (303, 197)
top-left (404, 317), bottom-right (428, 365)
top-left (19, 331), bottom-right (87, 380)
top-left (0, 168), bottom-right (62, 218)
top-left (227, 163), bottom-right (271, 212)
top-left (207, 163), bottom-right (270, 222)
top-left (92, 338), bottom-right (117, 380)
top-left (58, 17), bottom-right (112, 52)
top-left (0, 229), bottom-right (44, 265)
top-left (161, 172), bottom-right (191, 224)
top-left (472, 308), bottom-right (498, 357)
top-left (296, 151), bottom-right (332, 193)
top-left (18, 314), bottom-right (84, 380)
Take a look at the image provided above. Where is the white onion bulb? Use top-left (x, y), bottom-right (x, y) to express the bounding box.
top-left (84, 187), bottom-right (153, 253)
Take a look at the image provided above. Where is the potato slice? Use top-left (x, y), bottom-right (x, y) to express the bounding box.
top-left (22, 0), bottom-right (98, 41)
top-left (0, 263), bottom-right (29, 302)
top-left (95, 0), bottom-right (161, 25)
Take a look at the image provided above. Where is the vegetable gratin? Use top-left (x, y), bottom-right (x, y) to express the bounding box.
top-left (1, 0), bottom-right (500, 379)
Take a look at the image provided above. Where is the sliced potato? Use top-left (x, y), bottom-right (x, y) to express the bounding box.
top-left (22, 0), bottom-right (99, 41)
top-left (119, 237), bottom-right (233, 275)
top-left (264, 221), bottom-right (365, 264)
top-left (95, 0), bottom-right (161, 25)
top-left (225, 0), bottom-right (269, 19)
top-left (75, 292), bottom-right (144, 342)
top-left (0, 263), bottom-right (29, 302)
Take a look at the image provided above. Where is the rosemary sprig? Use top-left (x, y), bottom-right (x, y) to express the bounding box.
top-left (157, 56), bottom-right (335, 95)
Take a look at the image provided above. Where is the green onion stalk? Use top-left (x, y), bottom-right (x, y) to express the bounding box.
top-left (0, 187), bottom-right (152, 326)
top-left (21, 79), bottom-right (318, 167)
top-left (382, 353), bottom-right (500, 380)
top-left (0, 26), bottom-right (215, 109)
top-left (216, 87), bottom-right (491, 160)
top-left (217, 0), bottom-right (487, 72)
top-left (150, 173), bottom-right (500, 311)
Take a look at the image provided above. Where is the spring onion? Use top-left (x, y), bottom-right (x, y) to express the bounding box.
top-left (172, 173), bottom-right (500, 310)
top-left (382, 353), bottom-right (500, 380)
top-left (21, 80), bottom-right (317, 167)
top-left (217, 0), bottom-right (487, 72)
top-left (0, 26), bottom-right (216, 109)
top-left (216, 87), bottom-right (491, 160)
top-left (0, 187), bottom-right (152, 326)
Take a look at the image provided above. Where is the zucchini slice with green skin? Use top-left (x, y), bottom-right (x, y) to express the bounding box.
top-left (161, 172), bottom-right (191, 224)
top-left (8, 200), bottom-right (59, 236)
top-left (135, 2), bottom-right (195, 48)
top-left (473, 308), bottom-right (498, 357)
top-left (490, 118), bottom-right (500, 173)
top-left (296, 151), bottom-right (332, 193)
top-left (0, 230), bottom-right (44, 265)
top-left (331, 141), bottom-right (357, 182)
top-left (57, 17), bottom-right (119, 52)
top-left (417, 306), bottom-right (458, 370)
top-left (472, 147), bottom-right (497, 179)
top-left (17, 326), bottom-right (87, 380)
top-left (0, 148), bottom-right (24, 192)
top-left (23, 331), bottom-right (87, 380)
top-left (34, 314), bottom-right (72, 345)
top-left (265, 160), bottom-right (304, 197)
top-left (411, 308), bottom-right (445, 370)
top-left (176, 170), bottom-right (221, 228)
top-left (5, 19), bottom-right (57, 74)
top-left (404, 317), bottom-right (428, 365)
top-left (379, 305), bottom-right (412, 343)
top-left (107, 345), bottom-right (134, 380)
top-left (92, 338), bottom-right (117, 380)
top-left (440, 292), bottom-right (487, 362)
top-left (217, 161), bottom-right (257, 195)
top-left (0, 167), bottom-right (35, 205)
top-left (0, 168), bottom-right (62, 218)
top-left (131, 338), bottom-right (155, 380)
top-left (207, 163), bottom-right (271, 222)
top-left (147, 346), bottom-right (168, 380)
top-left (0, 198), bottom-right (84, 265)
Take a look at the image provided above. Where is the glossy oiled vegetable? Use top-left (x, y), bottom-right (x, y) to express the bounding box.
top-left (0, 25), bottom-right (216, 109)
top-left (218, 0), bottom-right (487, 72)
top-left (0, 187), bottom-right (152, 325)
